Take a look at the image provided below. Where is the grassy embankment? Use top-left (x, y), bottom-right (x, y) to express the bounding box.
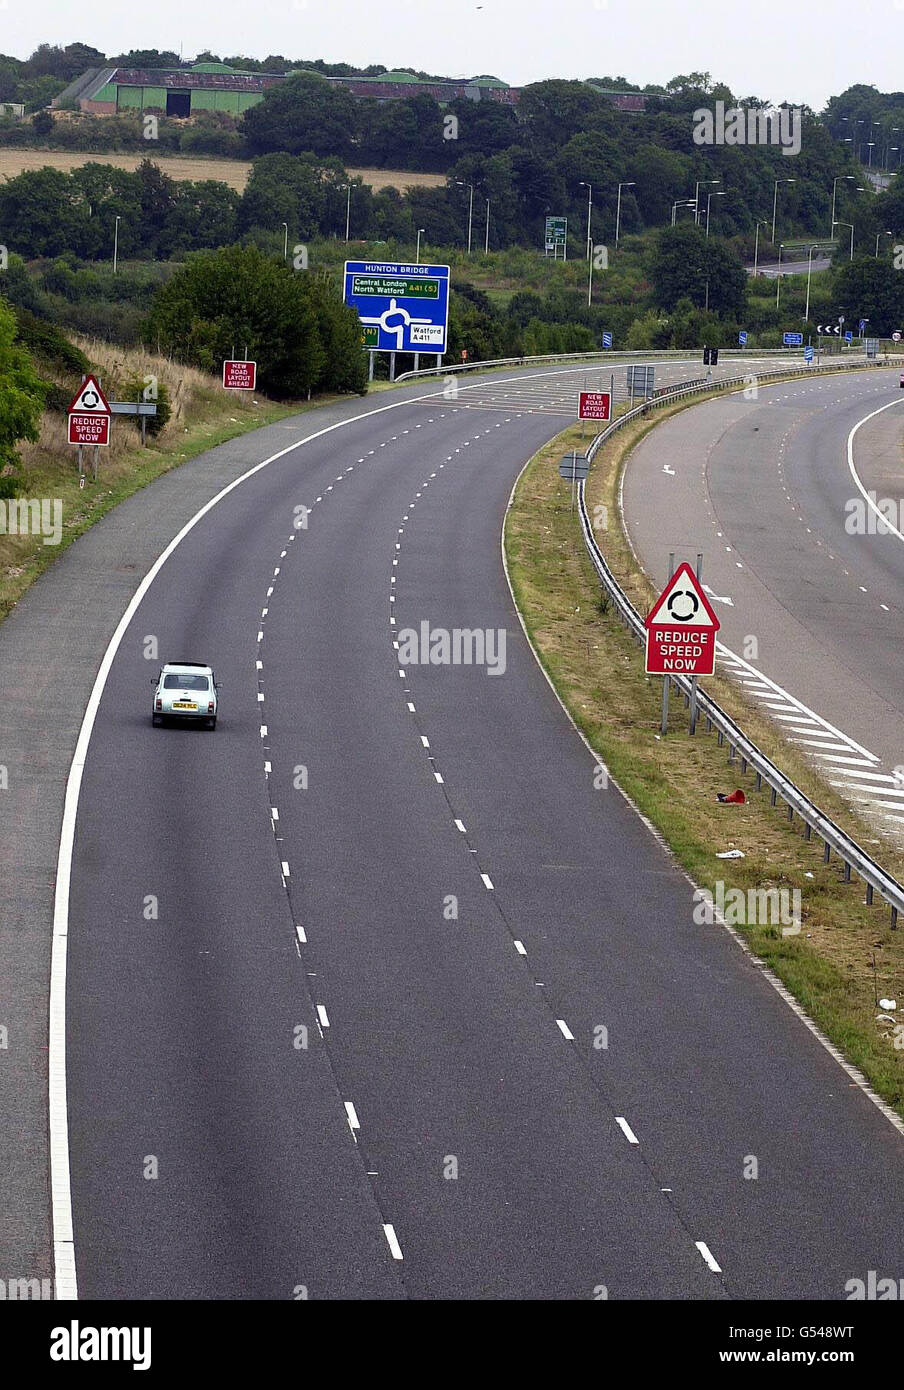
top-left (0, 338), bottom-right (337, 622)
top-left (505, 386), bottom-right (904, 1117)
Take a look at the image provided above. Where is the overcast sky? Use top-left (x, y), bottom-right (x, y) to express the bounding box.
top-left (8, 0), bottom-right (900, 111)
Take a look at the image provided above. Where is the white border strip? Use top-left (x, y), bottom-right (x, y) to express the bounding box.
top-left (847, 396), bottom-right (904, 543)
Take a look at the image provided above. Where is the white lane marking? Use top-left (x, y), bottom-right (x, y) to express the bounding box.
top-left (514, 939), bottom-right (527, 955)
top-left (615, 1116), bottom-right (639, 1145)
top-left (383, 1224), bottom-right (403, 1260)
top-left (256, 660), bottom-right (262, 670)
top-left (695, 1241), bottom-right (722, 1273)
top-left (344, 1101), bottom-right (360, 1132)
top-left (454, 819), bottom-right (466, 833)
top-left (257, 630), bottom-right (263, 642)
top-left (434, 771), bottom-right (444, 784)
top-left (316, 1004), bottom-right (330, 1028)
top-left (281, 861), bottom-right (290, 877)
top-left (556, 1018), bottom-right (574, 1040)
top-left (260, 725), bottom-right (268, 737)
top-left (481, 873), bottom-right (494, 890)
top-left (848, 396), bottom-right (904, 544)
top-left (407, 702), bottom-right (416, 712)
top-left (257, 692), bottom-right (265, 702)
top-left (295, 923), bottom-right (306, 945)
top-left (271, 807), bottom-right (279, 821)
top-left (421, 736), bottom-right (430, 748)
top-left (264, 760), bottom-right (271, 773)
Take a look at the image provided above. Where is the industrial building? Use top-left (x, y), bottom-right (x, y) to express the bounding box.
top-left (54, 62), bottom-right (647, 118)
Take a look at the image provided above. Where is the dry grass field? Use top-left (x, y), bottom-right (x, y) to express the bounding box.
top-left (0, 148), bottom-right (446, 192)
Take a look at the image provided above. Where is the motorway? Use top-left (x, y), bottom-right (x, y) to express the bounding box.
top-left (53, 359), bottom-right (904, 1299)
top-left (623, 367), bottom-right (904, 839)
top-left (3, 356), bottom-right (903, 1301)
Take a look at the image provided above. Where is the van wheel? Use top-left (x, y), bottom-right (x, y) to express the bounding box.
top-left (207, 717), bottom-right (217, 730)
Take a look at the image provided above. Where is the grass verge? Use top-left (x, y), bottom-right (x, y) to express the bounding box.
top-left (504, 392), bottom-right (904, 1119)
top-left (0, 336), bottom-right (349, 624)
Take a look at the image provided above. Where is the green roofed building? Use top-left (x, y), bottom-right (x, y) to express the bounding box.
top-left (53, 64), bottom-right (647, 117)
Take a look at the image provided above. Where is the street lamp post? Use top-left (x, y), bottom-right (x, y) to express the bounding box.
top-left (415, 227), bottom-right (425, 264)
top-left (830, 174), bottom-right (855, 237)
top-left (804, 243), bottom-right (819, 322)
top-left (776, 244), bottom-right (784, 309)
top-left (876, 229), bottom-right (893, 257)
top-left (772, 177), bottom-right (796, 245)
top-left (753, 219), bottom-right (770, 276)
top-left (615, 180), bottom-right (635, 249)
top-left (455, 181), bottom-right (474, 253)
top-left (345, 184), bottom-right (351, 242)
top-left (705, 189), bottom-right (726, 236)
top-left (484, 198), bottom-right (490, 254)
top-left (113, 214), bottom-right (121, 275)
top-left (579, 181), bottom-right (593, 259)
top-left (834, 221), bottom-right (855, 261)
top-left (694, 179), bottom-right (720, 226)
top-left (671, 199), bottom-right (695, 225)
top-left (282, 222), bottom-right (288, 260)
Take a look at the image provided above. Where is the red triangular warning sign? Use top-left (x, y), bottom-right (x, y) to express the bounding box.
top-left (645, 562), bottom-right (720, 630)
top-left (67, 374), bottom-right (110, 415)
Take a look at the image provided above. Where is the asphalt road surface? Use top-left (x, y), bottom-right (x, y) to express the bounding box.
top-left (623, 367), bottom-right (904, 839)
top-left (53, 363), bottom-right (904, 1300)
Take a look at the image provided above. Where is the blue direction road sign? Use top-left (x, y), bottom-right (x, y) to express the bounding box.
top-left (844, 330), bottom-right (853, 343)
top-left (602, 331), bottom-right (613, 349)
top-left (783, 331), bottom-right (803, 346)
top-left (804, 345), bottom-right (814, 362)
top-left (344, 261), bottom-right (450, 354)
top-left (738, 331), bottom-right (748, 346)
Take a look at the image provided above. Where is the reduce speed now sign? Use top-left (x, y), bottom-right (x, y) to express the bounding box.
top-left (644, 563), bottom-right (720, 676)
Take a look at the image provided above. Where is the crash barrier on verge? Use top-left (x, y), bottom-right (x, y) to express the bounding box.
top-left (575, 360), bottom-right (904, 928)
top-left (396, 346), bottom-right (901, 385)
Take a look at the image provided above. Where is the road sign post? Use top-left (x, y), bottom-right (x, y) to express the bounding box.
top-left (222, 359), bottom-right (257, 390)
top-left (645, 559), bottom-right (720, 735)
top-left (67, 374), bottom-right (111, 460)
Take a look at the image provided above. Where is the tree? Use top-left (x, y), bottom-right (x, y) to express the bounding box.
top-left (0, 297), bottom-right (46, 498)
top-left (648, 223), bottom-right (747, 318)
top-left (242, 73), bottom-right (358, 158)
top-left (146, 244), bottom-right (365, 397)
top-left (833, 257), bottom-right (904, 336)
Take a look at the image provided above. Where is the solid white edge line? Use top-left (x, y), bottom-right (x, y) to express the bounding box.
top-left (501, 438), bottom-right (904, 1142)
top-left (848, 396), bottom-right (904, 544)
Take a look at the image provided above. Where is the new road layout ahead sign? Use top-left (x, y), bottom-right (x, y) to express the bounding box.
top-left (222, 359), bottom-right (257, 390)
top-left (344, 261), bottom-right (450, 354)
top-left (67, 374), bottom-right (111, 447)
top-left (645, 563), bottom-right (720, 676)
top-left (578, 390), bottom-right (611, 420)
